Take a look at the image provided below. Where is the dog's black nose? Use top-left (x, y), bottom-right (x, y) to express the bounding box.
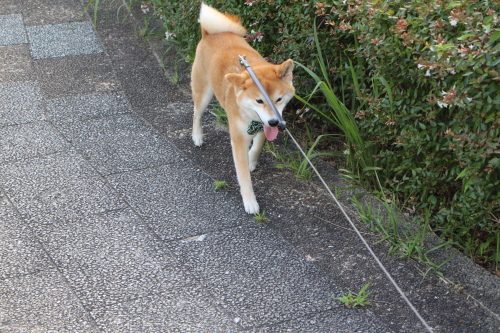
top-left (268, 119), bottom-right (279, 127)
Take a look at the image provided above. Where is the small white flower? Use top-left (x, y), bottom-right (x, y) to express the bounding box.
top-left (418, 64), bottom-right (426, 69)
top-left (343, 150), bottom-right (350, 155)
top-left (425, 69), bottom-right (431, 76)
top-left (449, 18), bottom-right (458, 26)
top-left (342, 0), bottom-right (347, 4)
top-left (437, 101), bottom-right (448, 108)
top-left (141, 2), bottom-right (150, 13)
top-left (165, 32), bottom-right (176, 40)
top-left (256, 35), bottom-right (263, 42)
top-left (466, 97), bottom-right (472, 102)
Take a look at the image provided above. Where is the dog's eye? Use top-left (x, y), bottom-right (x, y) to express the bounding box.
top-left (256, 99), bottom-right (264, 104)
top-left (276, 97), bottom-right (282, 102)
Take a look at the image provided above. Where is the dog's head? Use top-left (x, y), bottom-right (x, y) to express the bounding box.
top-left (225, 59), bottom-right (295, 141)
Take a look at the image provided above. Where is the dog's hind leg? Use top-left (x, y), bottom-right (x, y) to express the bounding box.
top-left (191, 78), bottom-right (213, 147)
top-left (248, 131), bottom-right (266, 172)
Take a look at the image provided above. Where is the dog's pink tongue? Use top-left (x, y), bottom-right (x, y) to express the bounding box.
top-left (264, 125), bottom-right (279, 141)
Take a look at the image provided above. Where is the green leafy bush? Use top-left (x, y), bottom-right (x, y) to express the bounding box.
top-left (119, 0), bottom-right (499, 269)
top-left (319, 0), bottom-right (500, 270)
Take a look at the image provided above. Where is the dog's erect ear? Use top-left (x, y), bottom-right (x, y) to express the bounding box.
top-left (276, 59), bottom-right (294, 85)
top-left (225, 73), bottom-right (247, 88)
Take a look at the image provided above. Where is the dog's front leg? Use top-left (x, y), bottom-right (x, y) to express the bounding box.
top-left (230, 127), bottom-right (260, 214)
top-left (248, 131), bottom-right (266, 172)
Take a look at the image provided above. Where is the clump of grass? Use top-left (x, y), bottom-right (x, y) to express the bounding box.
top-left (347, 169), bottom-right (457, 279)
top-left (253, 210), bottom-right (269, 222)
top-left (294, 23), bottom-right (374, 179)
top-left (334, 283), bottom-right (372, 308)
top-left (264, 134), bottom-right (334, 181)
top-left (209, 103), bottom-right (228, 127)
top-left (214, 180), bottom-right (229, 191)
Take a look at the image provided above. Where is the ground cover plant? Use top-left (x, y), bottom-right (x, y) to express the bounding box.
top-left (87, 0), bottom-right (500, 273)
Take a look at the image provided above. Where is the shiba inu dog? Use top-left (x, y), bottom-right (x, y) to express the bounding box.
top-left (191, 3), bottom-right (295, 214)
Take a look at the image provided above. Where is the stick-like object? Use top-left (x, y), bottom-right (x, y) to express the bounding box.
top-left (239, 55), bottom-right (286, 129)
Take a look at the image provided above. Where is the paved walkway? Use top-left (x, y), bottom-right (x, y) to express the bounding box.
top-left (1, 1), bottom-right (499, 332)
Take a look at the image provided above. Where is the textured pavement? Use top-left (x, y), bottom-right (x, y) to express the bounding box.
top-left (1, 0), bottom-right (499, 332)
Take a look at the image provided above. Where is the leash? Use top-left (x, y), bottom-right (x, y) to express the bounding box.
top-left (238, 55), bottom-right (286, 129)
top-left (284, 128), bottom-right (434, 333)
top-left (238, 55), bottom-right (434, 332)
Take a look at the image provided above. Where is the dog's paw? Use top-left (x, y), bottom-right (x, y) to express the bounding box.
top-left (192, 133), bottom-right (204, 147)
top-left (243, 198), bottom-right (260, 214)
top-left (249, 161), bottom-right (257, 172)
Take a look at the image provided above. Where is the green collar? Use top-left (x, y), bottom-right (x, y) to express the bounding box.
top-left (247, 120), bottom-right (263, 135)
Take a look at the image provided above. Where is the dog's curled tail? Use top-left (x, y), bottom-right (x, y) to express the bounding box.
top-left (199, 3), bottom-right (247, 37)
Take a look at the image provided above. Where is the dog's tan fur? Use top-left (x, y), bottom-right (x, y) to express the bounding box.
top-left (191, 3), bottom-right (295, 214)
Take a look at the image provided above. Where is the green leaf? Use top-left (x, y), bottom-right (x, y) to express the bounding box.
top-left (489, 31), bottom-right (500, 44)
top-left (457, 33), bottom-right (474, 41)
top-left (363, 166), bottom-right (383, 172)
top-left (455, 168), bottom-right (469, 180)
top-left (489, 157), bottom-right (500, 167)
top-left (447, 1), bottom-right (462, 8)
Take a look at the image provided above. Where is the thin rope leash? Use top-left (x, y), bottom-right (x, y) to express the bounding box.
top-left (240, 54), bottom-right (434, 331)
top-left (285, 128), bottom-right (434, 333)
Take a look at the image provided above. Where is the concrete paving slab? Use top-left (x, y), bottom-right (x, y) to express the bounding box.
top-left (93, 10), bottom-right (137, 41)
top-left (34, 54), bottom-right (120, 98)
top-left (170, 124), bottom-right (238, 185)
top-left (168, 226), bottom-right (340, 329)
top-left (101, 35), bottom-right (185, 106)
top-left (251, 309), bottom-right (388, 333)
top-left (0, 151), bottom-right (126, 219)
top-left (0, 81), bottom-right (44, 126)
top-left (113, 62), bottom-right (185, 107)
top-left (0, 195), bottom-right (53, 279)
top-left (134, 101), bottom-right (214, 135)
top-left (0, 0), bottom-right (22, 15)
top-left (0, 121), bottom-right (69, 164)
top-left (45, 92), bottom-right (130, 125)
top-left (22, 0), bottom-right (86, 26)
top-left (0, 14), bottom-right (27, 46)
top-left (0, 44), bottom-right (36, 83)
top-left (107, 160), bottom-right (254, 241)
top-left (26, 21), bottom-right (102, 59)
top-left (91, 285), bottom-right (240, 332)
top-left (0, 269), bottom-right (99, 332)
top-left (28, 209), bottom-right (194, 312)
top-left (56, 113), bottom-right (181, 175)
top-left (103, 35), bottom-right (159, 66)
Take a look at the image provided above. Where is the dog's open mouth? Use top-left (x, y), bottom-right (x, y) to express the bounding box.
top-left (263, 124), bottom-right (279, 141)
